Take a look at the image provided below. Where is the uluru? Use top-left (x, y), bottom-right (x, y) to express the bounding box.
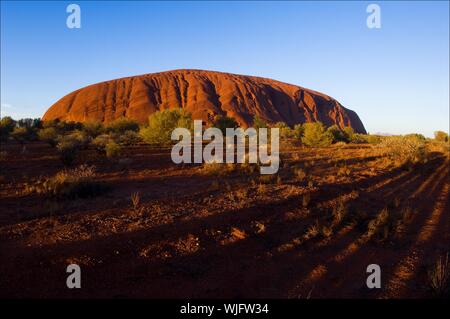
top-left (42, 69), bottom-right (366, 133)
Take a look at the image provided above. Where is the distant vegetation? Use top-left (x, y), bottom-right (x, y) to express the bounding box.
top-left (1, 113), bottom-right (448, 167)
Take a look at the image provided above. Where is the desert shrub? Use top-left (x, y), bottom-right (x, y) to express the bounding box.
top-left (343, 126), bottom-right (355, 142)
top-left (57, 121), bottom-right (83, 133)
top-left (105, 141), bottom-right (121, 158)
top-left (37, 127), bottom-right (59, 147)
top-left (201, 162), bottom-right (235, 176)
top-left (366, 207), bottom-right (390, 239)
top-left (273, 122), bottom-right (294, 139)
top-left (106, 117), bottom-right (139, 134)
top-left (117, 130), bottom-right (142, 146)
top-left (140, 108), bottom-right (193, 145)
top-left (379, 135), bottom-right (428, 166)
top-left (366, 206), bottom-right (408, 242)
top-left (321, 225), bottom-right (333, 238)
top-left (82, 120), bottom-right (104, 138)
top-left (28, 165), bottom-right (104, 199)
top-left (0, 116), bottom-right (16, 142)
top-left (253, 115), bottom-right (268, 130)
top-left (427, 140), bottom-right (450, 156)
top-left (303, 222), bottom-right (319, 240)
top-left (302, 122), bottom-right (332, 147)
top-left (326, 125), bottom-right (347, 143)
top-left (92, 134), bottom-right (113, 153)
top-left (42, 119), bottom-right (60, 129)
top-left (10, 127), bottom-right (32, 144)
top-left (293, 124), bottom-right (304, 139)
top-left (367, 134), bottom-right (382, 144)
top-left (331, 198), bottom-right (348, 225)
top-left (405, 133), bottom-right (426, 141)
top-left (351, 133), bottom-right (369, 144)
top-left (434, 131), bottom-right (449, 143)
top-left (213, 115), bottom-right (238, 134)
top-left (65, 130), bottom-right (91, 149)
top-left (428, 253), bottom-right (449, 296)
top-left (56, 135), bottom-right (83, 166)
top-left (334, 141), bottom-right (347, 148)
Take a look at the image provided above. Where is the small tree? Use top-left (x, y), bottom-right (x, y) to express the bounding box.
top-left (213, 115), bottom-right (238, 134)
top-left (302, 122), bottom-right (332, 147)
top-left (140, 108), bottom-right (193, 145)
top-left (0, 116), bottom-right (16, 142)
top-left (434, 131), bottom-right (449, 142)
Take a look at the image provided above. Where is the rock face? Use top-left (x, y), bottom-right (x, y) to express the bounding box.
top-left (43, 69), bottom-right (366, 133)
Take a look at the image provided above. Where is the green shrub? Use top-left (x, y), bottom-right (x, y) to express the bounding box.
top-left (352, 133), bottom-right (369, 144)
top-left (105, 141), bottom-right (121, 158)
top-left (379, 135), bottom-right (428, 166)
top-left (29, 165), bottom-right (105, 199)
top-left (302, 122), bottom-right (332, 147)
top-left (66, 130), bottom-right (91, 149)
top-left (56, 135), bottom-right (82, 166)
top-left (140, 108), bottom-right (193, 145)
top-left (293, 124), bottom-right (304, 139)
top-left (213, 115), bottom-right (238, 134)
top-left (343, 126), bottom-right (355, 142)
top-left (405, 133), bottom-right (426, 141)
top-left (11, 127), bottom-right (33, 144)
top-left (92, 134), bottom-right (113, 153)
top-left (326, 125), bottom-right (347, 143)
top-left (434, 131), bottom-right (449, 143)
top-left (57, 121), bottom-right (82, 133)
top-left (117, 130), bottom-right (142, 146)
top-left (0, 116), bottom-right (16, 141)
top-left (106, 117), bottom-right (139, 134)
top-left (273, 122), bottom-right (294, 139)
top-left (37, 127), bottom-right (59, 147)
top-left (82, 120), bottom-right (104, 138)
top-left (367, 134), bottom-right (382, 144)
top-left (42, 119), bottom-right (60, 129)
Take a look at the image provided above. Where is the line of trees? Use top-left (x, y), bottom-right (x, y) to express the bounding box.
top-left (1, 112), bottom-right (448, 161)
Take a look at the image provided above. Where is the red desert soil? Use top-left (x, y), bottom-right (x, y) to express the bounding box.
top-left (42, 69), bottom-right (366, 133)
top-left (0, 142), bottom-right (448, 298)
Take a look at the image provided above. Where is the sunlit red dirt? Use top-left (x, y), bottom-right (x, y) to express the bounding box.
top-left (0, 142), bottom-right (448, 298)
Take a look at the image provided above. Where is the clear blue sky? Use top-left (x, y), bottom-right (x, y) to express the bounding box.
top-left (1, 1), bottom-right (448, 137)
